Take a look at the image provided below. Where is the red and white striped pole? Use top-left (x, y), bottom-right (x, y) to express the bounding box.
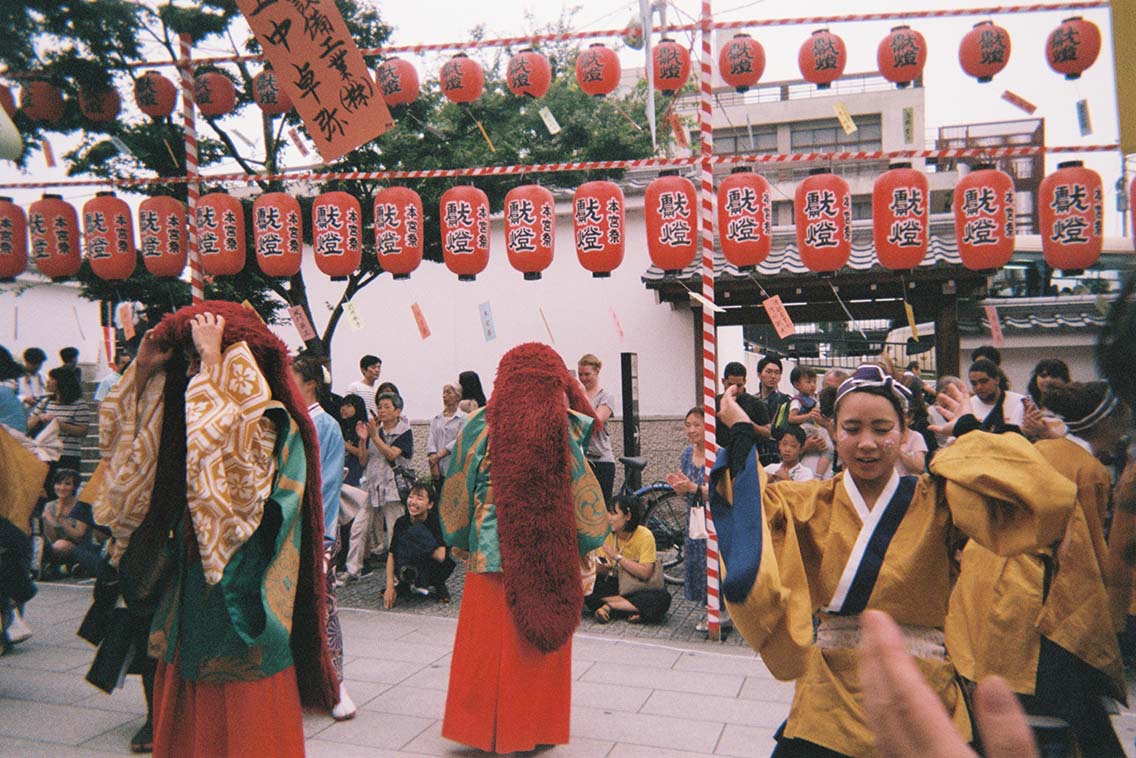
top-left (178, 33), bottom-right (203, 305)
top-left (698, 0), bottom-right (722, 642)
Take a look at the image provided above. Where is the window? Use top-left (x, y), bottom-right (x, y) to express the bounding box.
top-left (791, 115), bottom-right (882, 154)
top-left (715, 125), bottom-right (777, 155)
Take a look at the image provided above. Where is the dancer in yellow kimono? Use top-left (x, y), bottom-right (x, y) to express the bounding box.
top-left (711, 364), bottom-right (1076, 757)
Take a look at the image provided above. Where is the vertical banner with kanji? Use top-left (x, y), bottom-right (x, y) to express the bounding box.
top-left (236, 0), bottom-right (394, 160)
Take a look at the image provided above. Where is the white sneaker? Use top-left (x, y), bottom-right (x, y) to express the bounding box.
top-left (6, 609), bottom-right (31, 644)
top-left (331, 682), bottom-right (357, 721)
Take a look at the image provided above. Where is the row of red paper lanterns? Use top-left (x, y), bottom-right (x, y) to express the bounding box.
top-left (0, 161), bottom-right (1107, 284)
top-left (6, 15), bottom-right (1100, 128)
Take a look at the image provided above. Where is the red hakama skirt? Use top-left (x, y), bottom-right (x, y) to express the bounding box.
top-left (442, 572), bottom-right (573, 753)
top-left (153, 657), bottom-right (305, 757)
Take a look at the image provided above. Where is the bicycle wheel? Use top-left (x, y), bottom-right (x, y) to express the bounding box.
top-left (642, 491), bottom-right (688, 586)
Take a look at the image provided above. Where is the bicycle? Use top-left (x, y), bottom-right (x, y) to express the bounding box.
top-left (616, 456), bottom-right (690, 586)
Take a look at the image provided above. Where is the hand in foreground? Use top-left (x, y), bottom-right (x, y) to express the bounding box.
top-left (718, 384), bottom-right (750, 429)
top-left (383, 585), bottom-right (396, 609)
top-left (859, 610), bottom-right (1036, 758)
top-left (189, 312), bottom-right (225, 371)
top-left (666, 472), bottom-right (695, 496)
top-left (134, 330), bottom-right (173, 382)
top-left (928, 383), bottom-right (971, 437)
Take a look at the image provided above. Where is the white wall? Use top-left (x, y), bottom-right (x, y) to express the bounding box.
top-left (0, 278), bottom-right (105, 371)
top-left (274, 204), bottom-right (700, 422)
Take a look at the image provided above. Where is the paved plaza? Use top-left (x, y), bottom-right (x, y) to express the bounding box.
top-left (5, 581), bottom-right (1136, 757)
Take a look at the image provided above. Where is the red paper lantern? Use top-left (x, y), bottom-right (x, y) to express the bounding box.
top-left (0, 197), bottom-right (28, 280)
top-left (440, 186), bottom-right (490, 281)
top-left (573, 181), bottom-right (624, 278)
top-left (506, 49), bottom-right (552, 99)
top-left (798, 29), bottom-right (846, 90)
top-left (719, 34), bottom-right (765, 93)
top-left (440, 53), bottom-right (484, 104)
top-left (375, 58), bottom-right (419, 107)
top-left (134, 70), bottom-right (176, 118)
top-left (1046, 17), bottom-right (1101, 80)
top-left (873, 163), bottom-right (929, 270)
top-left (953, 165), bottom-right (1015, 271)
top-left (79, 86), bottom-right (121, 123)
top-left (138, 195), bottom-right (187, 278)
top-left (252, 69), bottom-right (292, 116)
top-left (645, 173), bottom-right (697, 273)
top-left (959, 21), bottom-right (1011, 83)
top-left (717, 168), bottom-right (771, 270)
top-left (253, 193), bottom-right (302, 278)
top-left (374, 187), bottom-right (423, 280)
top-left (1038, 161), bottom-right (1102, 271)
top-left (197, 193), bottom-right (246, 276)
top-left (576, 44), bottom-right (620, 98)
top-left (795, 170), bottom-right (851, 273)
top-left (84, 192), bottom-right (136, 281)
top-left (504, 185), bottom-right (554, 280)
top-left (877, 26), bottom-right (927, 89)
top-left (27, 194), bottom-right (80, 279)
top-left (20, 79), bottom-right (64, 124)
top-left (0, 86), bottom-right (15, 118)
top-left (653, 39), bottom-right (691, 96)
top-left (312, 191), bottom-right (362, 279)
top-left (195, 71), bottom-right (237, 118)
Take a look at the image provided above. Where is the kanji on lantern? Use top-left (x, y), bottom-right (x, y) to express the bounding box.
top-left (873, 163), bottom-right (929, 270)
top-left (506, 49), bottom-right (552, 99)
top-left (1046, 17), bottom-right (1101, 80)
top-left (717, 168), bottom-right (771, 270)
top-left (798, 29), bottom-right (846, 90)
top-left (253, 192), bottom-right (302, 277)
top-left (440, 53), bottom-right (484, 104)
top-left (375, 58), bottom-right (420, 107)
top-left (79, 86), bottom-right (121, 123)
top-left (953, 164), bottom-right (1015, 270)
top-left (795, 170), bottom-right (851, 273)
top-left (440, 186), bottom-right (489, 281)
top-left (138, 195), bottom-right (187, 278)
top-left (197, 193), bottom-right (246, 275)
top-left (20, 79), bottom-right (64, 124)
top-left (27, 194), bottom-right (80, 279)
top-left (253, 69), bottom-right (292, 115)
top-left (719, 34), bottom-right (765, 93)
top-left (645, 172), bottom-right (697, 273)
top-left (373, 186), bottom-right (423, 279)
top-left (504, 185), bottom-right (554, 280)
top-left (1039, 161), bottom-right (1102, 271)
top-left (312, 191), bottom-right (361, 279)
top-left (576, 44), bottom-right (620, 98)
top-left (877, 26), bottom-right (926, 89)
top-left (959, 20), bottom-right (1011, 83)
top-left (653, 39), bottom-right (691, 96)
top-left (84, 192), bottom-right (136, 281)
top-left (195, 70), bottom-right (237, 117)
top-left (134, 70), bottom-right (177, 118)
top-left (573, 181), bottom-right (624, 278)
top-left (0, 197), bottom-right (27, 280)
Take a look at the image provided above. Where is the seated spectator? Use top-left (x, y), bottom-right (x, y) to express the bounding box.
top-left (383, 482), bottom-right (454, 606)
top-left (764, 425), bottom-right (816, 482)
top-left (41, 469), bottom-right (102, 578)
top-left (585, 496), bottom-right (672, 624)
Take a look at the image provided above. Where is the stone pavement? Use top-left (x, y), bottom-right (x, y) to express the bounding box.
top-left (6, 582), bottom-right (1136, 757)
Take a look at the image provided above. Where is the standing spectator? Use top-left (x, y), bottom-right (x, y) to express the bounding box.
top-left (16, 347), bottom-right (47, 408)
top-left (1022, 358), bottom-right (1070, 441)
top-left (290, 356), bottom-right (356, 721)
top-left (375, 382), bottom-right (409, 425)
top-left (458, 370), bottom-right (487, 408)
top-left (94, 352), bottom-right (132, 403)
top-left (968, 358), bottom-right (1025, 432)
top-left (821, 369), bottom-right (849, 392)
top-left (971, 344), bottom-right (1001, 366)
top-left (0, 346), bottom-right (26, 432)
top-left (40, 468), bottom-right (101, 578)
top-left (715, 362), bottom-right (770, 451)
top-left (756, 356), bottom-right (791, 466)
top-left (350, 391), bottom-right (412, 576)
top-left (27, 367), bottom-right (90, 476)
top-left (338, 394), bottom-right (368, 488)
top-left (427, 383), bottom-right (465, 487)
top-left (59, 346), bottom-right (82, 383)
top-left (666, 407), bottom-right (710, 629)
top-left (348, 354), bottom-right (382, 419)
top-left (578, 354), bottom-right (616, 505)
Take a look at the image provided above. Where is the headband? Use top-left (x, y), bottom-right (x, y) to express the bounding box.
top-left (835, 364), bottom-right (912, 413)
top-left (1062, 386), bottom-right (1120, 434)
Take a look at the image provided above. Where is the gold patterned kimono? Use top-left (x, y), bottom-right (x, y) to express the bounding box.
top-left (712, 428), bottom-right (1075, 757)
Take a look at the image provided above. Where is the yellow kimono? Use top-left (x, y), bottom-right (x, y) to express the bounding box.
top-left (946, 436), bottom-right (1124, 701)
top-left (712, 428), bottom-right (1075, 757)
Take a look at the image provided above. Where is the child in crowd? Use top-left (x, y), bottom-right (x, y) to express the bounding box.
top-left (383, 482), bottom-right (455, 607)
top-left (787, 365), bottom-right (820, 426)
top-left (764, 425), bottom-right (815, 482)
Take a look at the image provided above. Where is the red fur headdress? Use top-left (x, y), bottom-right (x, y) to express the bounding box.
top-left (487, 343), bottom-right (597, 652)
top-left (152, 300), bottom-right (338, 709)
